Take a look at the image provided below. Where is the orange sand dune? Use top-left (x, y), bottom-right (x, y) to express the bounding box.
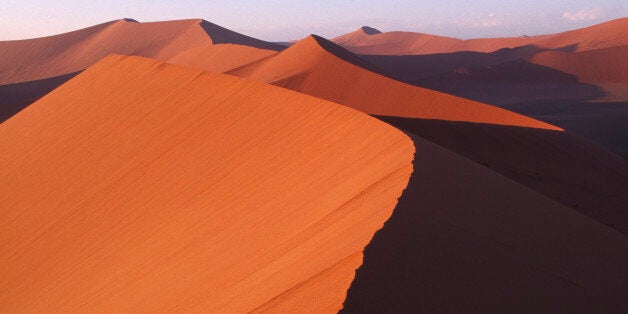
top-left (333, 18), bottom-right (627, 55)
top-left (3, 55), bottom-right (627, 313)
top-left (0, 55), bottom-right (414, 312)
top-left (333, 26), bottom-right (544, 55)
top-left (532, 17), bottom-right (628, 52)
top-left (167, 43), bottom-right (277, 73)
top-left (229, 35), bottom-right (628, 235)
top-left (228, 35), bottom-right (558, 130)
top-left (529, 46), bottom-right (628, 99)
top-left (0, 18), bottom-right (282, 85)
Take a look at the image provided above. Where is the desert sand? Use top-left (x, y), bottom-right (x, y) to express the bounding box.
top-left (0, 19), bottom-right (284, 122)
top-left (228, 35), bottom-right (558, 129)
top-left (0, 55), bottom-right (414, 312)
top-left (3, 55), bottom-right (627, 313)
top-left (1, 15), bottom-right (627, 314)
top-left (0, 18), bottom-right (282, 85)
top-left (225, 34), bottom-right (628, 235)
top-left (167, 43), bottom-right (277, 73)
top-left (341, 131), bottom-right (628, 313)
top-left (333, 18), bottom-right (628, 55)
top-left (344, 19), bottom-right (627, 156)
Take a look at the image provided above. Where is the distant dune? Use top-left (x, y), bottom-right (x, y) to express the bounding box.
top-left (333, 18), bottom-right (628, 55)
top-left (0, 55), bottom-right (414, 312)
top-left (345, 18), bottom-right (628, 156)
top-left (167, 43), bottom-right (277, 73)
top-left (0, 18), bottom-right (282, 85)
top-left (0, 19), bottom-right (284, 122)
top-left (228, 35), bottom-right (557, 129)
top-left (529, 45), bottom-right (628, 99)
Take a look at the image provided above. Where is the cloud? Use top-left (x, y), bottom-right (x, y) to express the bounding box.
top-left (449, 18), bottom-right (504, 28)
top-left (473, 19), bottom-right (503, 27)
top-left (562, 8), bottom-right (602, 21)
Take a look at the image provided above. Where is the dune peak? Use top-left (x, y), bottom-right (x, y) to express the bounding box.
top-left (360, 26), bottom-right (382, 35)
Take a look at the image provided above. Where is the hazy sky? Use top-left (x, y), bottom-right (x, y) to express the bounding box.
top-left (1, 0), bottom-right (626, 41)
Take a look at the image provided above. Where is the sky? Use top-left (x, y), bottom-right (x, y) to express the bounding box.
top-left (1, 0), bottom-right (626, 41)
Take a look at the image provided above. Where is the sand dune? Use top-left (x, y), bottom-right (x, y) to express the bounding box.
top-left (0, 18), bottom-right (282, 85)
top-left (333, 17), bottom-right (627, 55)
top-left (3, 54), bottom-right (627, 312)
top-left (529, 46), bottom-right (628, 99)
top-left (349, 19), bottom-right (627, 156)
top-left (0, 55), bottom-right (414, 312)
top-left (228, 35), bottom-right (558, 129)
top-left (0, 19), bottom-right (285, 122)
top-left (167, 43), bottom-right (277, 73)
top-left (228, 35), bottom-right (628, 235)
top-left (532, 17), bottom-right (628, 52)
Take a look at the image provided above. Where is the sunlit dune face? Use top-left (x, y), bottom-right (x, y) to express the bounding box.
top-left (0, 55), bottom-right (414, 312)
top-left (228, 35), bottom-right (561, 130)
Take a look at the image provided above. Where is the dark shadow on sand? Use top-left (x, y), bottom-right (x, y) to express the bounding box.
top-left (374, 117), bottom-right (628, 236)
top-left (340, 119), bottom-right (628, 313)
top-left (0, 71), bottom-right (81, 123)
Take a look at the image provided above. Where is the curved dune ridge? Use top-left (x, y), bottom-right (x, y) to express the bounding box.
top-left (0, 18), bottom-right (282, 85)
top-left (228, 34), bottom-right (628, 235)
top-left (333, 17), bottom-right (628, 55)
top-left (529, 46), bottom-right (628, 82)
top-left (227, 35), bottom-right (559, 130)
top-left (167, 43), bottom-right (278, 73)
top-left (0, 55), bottom-right (415, 312)
top-left (341, 132), bottom-right (628, 313)
top-left (528, 46), bottom-right (628, 98)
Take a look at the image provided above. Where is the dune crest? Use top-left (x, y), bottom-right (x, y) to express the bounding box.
top-left (333, 17), bottom-right (628, 55)
top-left (0, 18), bottom-right (282, 85)
top-left (229, 33), bottom-right (628, 236)
top-left (0, 55), bottom-right (414, 312)
top-left (228, 35), bottom-right (559, 130)
top-left (167, 43), bottom-right (277, 73)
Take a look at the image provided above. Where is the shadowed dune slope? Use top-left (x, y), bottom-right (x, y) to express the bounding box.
top-left (377, 117), bottom-right (628, 236)
top-left (0, 18), bottom-right (282, 85)
top-left (529, 46), bottom-right (628, 98)
top-left (167, 43), bottom-right (278, 73)
top-left (341, 132), bottom-right (628, 313)
top-left (0, 55), bottom-right (414, 312)
top-left (228, 35), bottom-right (559, 130)
top-left (333, 18), bottom-right (627, 55)
top-left (0, 71), bottom-right (80, 123)
top-left (232, 35), bottom-right (628, 235)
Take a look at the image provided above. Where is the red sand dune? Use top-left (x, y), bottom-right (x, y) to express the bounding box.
top-left (342, 19), bottom-right (627, 156)
top-left (167, 43), bottom-right (277, 73)
top-left (0, 19), bottom-right (284, 123)
top-left (0, 55), bottom-right (414, 312)
top-left (529, 46), bottom-right (628, 99)
top-left (333, 26), bottom-right (543, 55)
top-left (531, 17), bottom-right (628, 52)
top-left (229, 35), bottom-right (628, 235)
top-left (333, 18), bottom-right (628, 55)
top-left (0, 18), bottom-right (282, 85)
top-left (3, 55), bottom-right (628, 312)
top-left (228, 35), bottom-right (558, 130)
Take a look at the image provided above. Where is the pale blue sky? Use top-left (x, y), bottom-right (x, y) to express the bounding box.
top-left (1, 0), bottom-right (626, 41)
